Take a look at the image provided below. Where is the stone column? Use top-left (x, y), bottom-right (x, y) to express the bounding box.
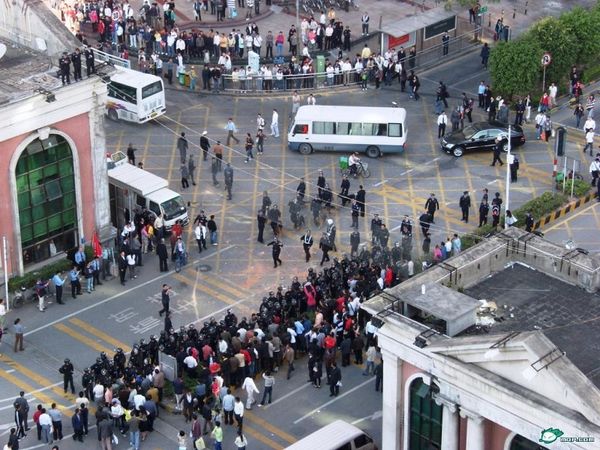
top-left (381, 349), bottom-right (403, 450)
top-left (461, 408), bottom-right (485, 450)
top-left (434, 396), bottom-right (458, 450)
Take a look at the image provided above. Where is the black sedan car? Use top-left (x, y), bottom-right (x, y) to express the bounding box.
top-left (440, 121), bottom-right (526, 157)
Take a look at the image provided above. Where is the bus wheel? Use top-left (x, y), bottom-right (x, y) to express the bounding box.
top-left (108, 109), bottom-right (119, 121)
top-left (366, 146), bottom-right (380, 158)
top-left (299, 143), bottom-right (312, 155)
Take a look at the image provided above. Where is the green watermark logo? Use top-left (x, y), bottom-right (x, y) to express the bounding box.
top-left (539, 428), bottom-right (595, 445)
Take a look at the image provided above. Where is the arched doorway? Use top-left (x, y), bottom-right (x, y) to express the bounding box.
top-left (408, 378), bottom-right (443, 450)
top-left (16, 134), bottom-right (78, 266)
top-left (510, 434), bottom-right (549, 450)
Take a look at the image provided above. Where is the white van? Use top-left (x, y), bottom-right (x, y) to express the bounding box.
top-left (285, 420), bottom-right (378, 450)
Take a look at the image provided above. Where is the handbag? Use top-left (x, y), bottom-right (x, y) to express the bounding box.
top-left (112, 434), bottom-right (119, 445)
top-left (195, 437), bottom-right (206, 450)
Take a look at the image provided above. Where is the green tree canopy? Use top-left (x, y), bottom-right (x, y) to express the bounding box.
top-left (489, 35), bottom-right (541, 98)
top-left (529, 17), bottom-right (578, 85)
top-left (559, 6), bottom-right (600, 63)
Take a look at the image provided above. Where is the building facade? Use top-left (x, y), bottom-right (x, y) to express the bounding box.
top-left (0, 43), bottom-right (111, 275)
top-left (363, 227), bottom-right (600, 450)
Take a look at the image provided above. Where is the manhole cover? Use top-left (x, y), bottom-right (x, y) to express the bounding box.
top-left (197, 264), bottom-right (211, 272)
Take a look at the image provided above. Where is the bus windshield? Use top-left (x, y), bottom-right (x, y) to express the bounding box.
top-left (142, 81), bottom-right (163, 99)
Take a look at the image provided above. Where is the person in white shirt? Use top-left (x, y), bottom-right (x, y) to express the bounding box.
top-left (75, 392), bottom-right (89, 409)
top-left (584, 117), bottom-right (596, 133)
top-left (548, 83), bottom-right (558, 108)
top-left (326, 64), bottom-right (334, 86)
top-left (241, 376), bottom-right (259, 409)
top-left (38, 409), bottom-right (53, 443)
top-left (271, 109), bottom-right (279, 137)
top-left (133, 392), bottom-right (146, 410)
top-left (307, 93), bottom-right (316, 105)
top-left (437, 111), bottom-right (448, 138)
top-left (319, 12), bottom-right (326, 25)
top-left (589, 158), bottom-right (600, 186)
top-left (233, 397), bottom-right (244, 428)
top-left (93, 382), bottom-right (104, 404)
top-left (348, 152), bottom-right (361, 176)
top-left (584, 130), bottom-right (595, 155)
top-left (535, 111), bottom-right (546, 139)
top-left (183, 351), bottom-right (198, 377)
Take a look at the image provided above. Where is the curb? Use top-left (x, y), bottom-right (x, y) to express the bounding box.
top-left (534, 191), bottom-right (596, 230)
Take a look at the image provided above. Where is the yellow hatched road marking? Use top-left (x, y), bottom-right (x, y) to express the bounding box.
top-left (0, 355), bottom-right (72, 410)
top-left (243, 423), bottom-right (285, 449)
top-left (69, 318), bottom-right (132, 352)
top-left (54, 323), bottom-right (115, 357)
top-left (245, 410), bottom-right (296, 444)
top-left (189, 269), bottom-right (247, 298)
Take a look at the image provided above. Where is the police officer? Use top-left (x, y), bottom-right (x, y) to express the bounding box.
top-left (459, 191), bottom-right (471, 222)
top-left (81, 368), bottom-right (93, 400)
top-left (59, 52), bottom-right (71, 85)
top-left (339, 175), bottom-right (350, 206)
top-left (267, 237), bottom-right (283, 268)
top-left (370, 213), bottom-right (382, 245)
top-left (71, 48), bottom-right (82, 82)
top-left (224, 163), bottom-right (234, 200)
top-left (300, 229), bottom-right (313, 262)
top-left (59, 358), bottom-right (75, 394)
top-left (257, 210), bottom-right (266, 243)
top-left (491, 137), bottom-right (504, 166)
top-left (84, 45), bottom-right (95, 77)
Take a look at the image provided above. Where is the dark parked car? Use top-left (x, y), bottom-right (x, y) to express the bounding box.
top-left (440, 121), bottom-right (526, 157)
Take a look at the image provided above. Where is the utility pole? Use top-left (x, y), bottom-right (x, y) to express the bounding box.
top-left (504, 125), bottom-right (512, 230)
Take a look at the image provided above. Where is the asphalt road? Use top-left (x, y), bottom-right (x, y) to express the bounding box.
top-left (0, 49), bottom-right (588, 450)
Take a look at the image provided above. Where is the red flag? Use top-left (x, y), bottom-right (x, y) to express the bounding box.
top-left (92, 231), bottom-right (102, 258)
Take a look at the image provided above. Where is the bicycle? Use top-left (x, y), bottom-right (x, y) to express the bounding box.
top-left (341, 160), bottom-right (371, 178)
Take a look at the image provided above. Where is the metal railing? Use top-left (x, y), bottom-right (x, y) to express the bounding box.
top-left (217, 68), bottom-right (363, 92)
top-left (402, 27), bottom-right (482, 73)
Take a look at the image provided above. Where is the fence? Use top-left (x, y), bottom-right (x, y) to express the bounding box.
top-left (217, 68), bottom-right (363, 93)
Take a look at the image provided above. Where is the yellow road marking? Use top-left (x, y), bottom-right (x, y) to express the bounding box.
top-left (543, 201), bottom-right (598, 232)
top-left (69, 318), bottom-right (131, 352)
top-left (245, 411), bottom-right (296, 444)
top-left (54, 323), bottom-right (115, 357)
top-left (0, 355), bottom-right (72, 409)
top-left (243, 423), bottom-right (285, 449)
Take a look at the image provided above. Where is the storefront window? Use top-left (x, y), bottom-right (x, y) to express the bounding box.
top-left (16, 135), bottom-right (78, 266)
top-left (409, 378), bottom-right (442, 450)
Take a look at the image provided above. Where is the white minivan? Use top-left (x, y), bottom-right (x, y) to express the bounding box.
top-left (285, 420), bottom-right (378, 450)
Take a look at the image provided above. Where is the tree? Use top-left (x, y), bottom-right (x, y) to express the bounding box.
top-left (489, 36), bottom-right (541, 98)
top-left (529, 17), bottom-right (578, 84)
top-left (559, 6), bottom-right (600, 63)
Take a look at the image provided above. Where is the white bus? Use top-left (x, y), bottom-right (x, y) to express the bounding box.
top-left (106, 67), bottom-right (166, 123)
top-left (288, 105), bottom-right (407, 158)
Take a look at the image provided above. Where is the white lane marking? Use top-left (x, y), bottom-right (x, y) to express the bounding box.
top-left (24, 245), bottom-right (236, 337)
top-left (292, 377), bottom-right (375, 424)
top-left (487, 179), bottom-right (499, 185)
top-left (351, 410), bottom-right (383, 425)
top-left (0, 382), bottom-right (62, 405)
top-left (263, 380), bottom-right (312, 409)
top-left (373, 179), bottom-right (388, 187)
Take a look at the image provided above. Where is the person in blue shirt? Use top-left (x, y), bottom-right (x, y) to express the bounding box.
top-left (52, 271), bottom-right (66, 305)
top-left (69, 266), bottom-right (82, 299)
top-left (74, 246), bottom-right (86, 271)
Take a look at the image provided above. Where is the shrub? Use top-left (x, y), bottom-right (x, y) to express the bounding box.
top-left (512, 192), bottom-right (567, 226)
top-left (560, 179), bottom-right (592, 198)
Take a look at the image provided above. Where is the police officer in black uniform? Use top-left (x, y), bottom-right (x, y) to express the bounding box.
top-left (59, 52), bottom-right (71, 85)
top-left (267, 237), bottom-right (283, 268)
top-left (71, 48), bottom-right (82, 82)
top-left (300, 229), bottom-right (313, 262)
top-left (84, 45), bottom-right (95, 77)
top-left (59, 358), bottom-right (75, 394)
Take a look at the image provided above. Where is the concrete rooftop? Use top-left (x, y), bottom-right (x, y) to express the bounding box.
top-left (0, 38), bottom-right (61, 105)
top-left (464, 263), bottom-right (600, 388)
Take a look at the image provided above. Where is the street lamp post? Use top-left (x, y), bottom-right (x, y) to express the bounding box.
top-left (504, 125), bottom-right (512, 230)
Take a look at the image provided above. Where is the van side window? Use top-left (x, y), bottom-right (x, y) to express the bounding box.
top-left (149, 201), bottom-right (161, 216)
top-left (136, 195), bottom-right (146, 209)
top-left (293, 124), bottom-right (308, 134)
top-left (388, 123), bottom-right (403, 137)
top-left (354, 434), bottom-right (373, 447)
top-left (335, 443), bottom-right (352, 450)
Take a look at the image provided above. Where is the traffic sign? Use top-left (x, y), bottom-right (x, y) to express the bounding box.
top-left (541, 52), bottom-right (552, 66)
